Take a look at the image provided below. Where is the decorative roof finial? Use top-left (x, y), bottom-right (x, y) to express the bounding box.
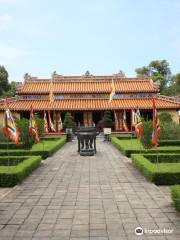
top-left (24, 73), bottom-right (31, 81)
top-left (85, 70), bottom-right (90, 77)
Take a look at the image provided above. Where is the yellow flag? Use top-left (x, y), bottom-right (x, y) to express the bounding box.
top-left (49, 79), bottom-right (55, 103)
top-left (109, 79), bottom-right (115, 102)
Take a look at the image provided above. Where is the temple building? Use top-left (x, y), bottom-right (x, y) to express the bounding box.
top-left (0, 71), bottom-right (180, 132)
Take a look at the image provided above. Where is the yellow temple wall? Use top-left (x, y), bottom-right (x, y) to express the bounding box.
top-left (159, 110), bottom-right (179, 124)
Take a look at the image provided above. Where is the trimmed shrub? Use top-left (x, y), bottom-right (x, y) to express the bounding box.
top-left (171, 185), bottom-right (180, 212)
top-left (103, 111), bottom-right (113, 128)
top-left (0, 155), bottom-right (41, 187)
top-left (158, 140), bottom-right (180, 146)
top-left (0, 156), bottom-right (27, 166)
top-left (35, 115), bottom-right (44, 137)
top-left (16, 118), bottom-right (34, 149)
top-left (0, 143), bottom-right (24, 149)
top-left (63, 112), bottom-right (76, 131)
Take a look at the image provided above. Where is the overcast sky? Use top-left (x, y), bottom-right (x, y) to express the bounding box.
top-left (0, 0), bottom-right (180, 82)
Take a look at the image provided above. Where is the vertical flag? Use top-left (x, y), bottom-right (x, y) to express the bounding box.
top-left (123, 110), bottom-right (129, 132)
top-left (49, 78), bottom-right (55, 103)
top-left (29, 105), bottom-right (40, 142)
top-left (114, 110), bottom-right (118, 130)
top-left (58, 112), bottom-right (63, 132)
top-left (152, 98), bottom-right (160, 147)
top-left (134, 109), bottom-right (143, 139)
top-left (109, 79), bottom-right (115, 102)
top-left (44, 111), bottom-right (49, 134)
top-left (48, 111), bottom-right (56, 132)
top-left (2, 97), bottom-right (20, 144)
top-left (132, 110), bottom-right (137, 126)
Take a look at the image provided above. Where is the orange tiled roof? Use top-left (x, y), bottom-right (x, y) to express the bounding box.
top-left (17, 79), bottom-right (158, 94)
top-left (0, 98), bottom-right (179, 111)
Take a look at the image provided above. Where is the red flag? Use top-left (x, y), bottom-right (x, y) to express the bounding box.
top-left (2, 97), bottom-right (20, 144)
top-left (152, 97), bottom-right (160, 147)
top-left (44, 111), bottom-right (49, 134)
top-left (29, 105), bottom-right (40, 142)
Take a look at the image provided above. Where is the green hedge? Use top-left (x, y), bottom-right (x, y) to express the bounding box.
top-left (111, 136), bottom-right (180, 157)
top-left (0, 143), bottom-right (24, 149)
top-left (158, 140), bottom-right (180, 146)
top-left (0, 155), bottom-right (41, 187)
top-left (145, 154), bottom-right (180, 163)
top-left (0, 156), bottom-right (27, 166)
top-left (131, 154), bottom-right (180, 185)
top-left (0, 137), bottom-right (66, 159)
top-left (171, 185), bottom-right (180, 212)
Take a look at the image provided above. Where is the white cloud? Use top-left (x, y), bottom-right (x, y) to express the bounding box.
top-left (0, 45), bottom-right (28, 59)
top-left (0, 15), bottom-right (12, 30)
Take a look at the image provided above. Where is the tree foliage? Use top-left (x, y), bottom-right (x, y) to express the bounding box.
top-left (103, 111), bottom-right (113, 128)
top-left (0, 65), bottom-right (10, 97)
top-left (160, 122), bottom-right (180, 140)
top-left (135, 60), bottom-right (171, 93)
top-left (63, 112), bottom-right (76, 130)
top-left (164, 73), bottom-right (180, 96)
top-left (141, 120), bottom-right (153, 149)
top-left (16, 118), bottom-right (34, 149)
top-left (159, 112), bottom-right (172, 123)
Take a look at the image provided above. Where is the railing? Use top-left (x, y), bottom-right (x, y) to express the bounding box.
top-left (156, 95), bottom-right (180, 104)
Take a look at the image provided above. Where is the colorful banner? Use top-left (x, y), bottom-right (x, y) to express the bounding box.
top-left (2, 98), bottom-right (20, 144)
top-left (134, 109), bottom-right (143, 139)
top-left (57, 112), bottom-right (63, 132)
top-left (44, 111), bottom-right (49, 134)
top-left (48, 111), bottom-right (56, 132)
top-left (123, 110), bottom-right (129, 132)
top-left (29, 105), bottom-right (40, 142)
top-left (152, 98), bottom-right (160, 147)
top-left (109, 79), bottom-right (115, 102)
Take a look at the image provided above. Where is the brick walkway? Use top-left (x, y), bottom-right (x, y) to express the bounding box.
top-left (0, 141), bottom-right (180, 240)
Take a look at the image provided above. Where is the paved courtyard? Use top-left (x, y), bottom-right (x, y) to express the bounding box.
top-left (0, 141), bottom-right (180, 240)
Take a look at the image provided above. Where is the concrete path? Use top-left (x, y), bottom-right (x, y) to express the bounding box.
top-left (0, 141), bottom-right (180, 240)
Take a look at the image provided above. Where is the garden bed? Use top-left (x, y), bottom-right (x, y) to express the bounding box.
top-left (131, 153), bottom-right (180, 185)
top-left (111, 136), bottom-right (180, 157)
top-left (0, 137), bottom-right (66, 159)
top-left (0, 155), bottom-right (41, 187)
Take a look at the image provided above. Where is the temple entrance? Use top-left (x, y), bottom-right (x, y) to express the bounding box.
top-left (126, 111), bottom-right (131, 130)
top-left (92, 111), bottom-right (102, 125)
top-left (74, 112), bottom-right (84, 126)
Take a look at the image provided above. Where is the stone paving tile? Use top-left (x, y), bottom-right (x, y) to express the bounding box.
top-left (0, 141), bottom-right (180, 240)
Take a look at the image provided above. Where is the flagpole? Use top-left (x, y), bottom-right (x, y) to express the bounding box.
top-left (7, 136), bottom-right (10, 169)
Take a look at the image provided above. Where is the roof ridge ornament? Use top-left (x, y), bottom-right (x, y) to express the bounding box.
top-left (84, 70), bottom-right (93, 77)
top-left (24, 73), bottom-right (31, 81)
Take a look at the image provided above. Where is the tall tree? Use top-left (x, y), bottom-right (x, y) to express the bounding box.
top-left (0, 65), bottom-right (9, 97)
top-left (164, 73), bottom-right (180, 96)
top-left (135, 60), bottom-right (171, 93)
